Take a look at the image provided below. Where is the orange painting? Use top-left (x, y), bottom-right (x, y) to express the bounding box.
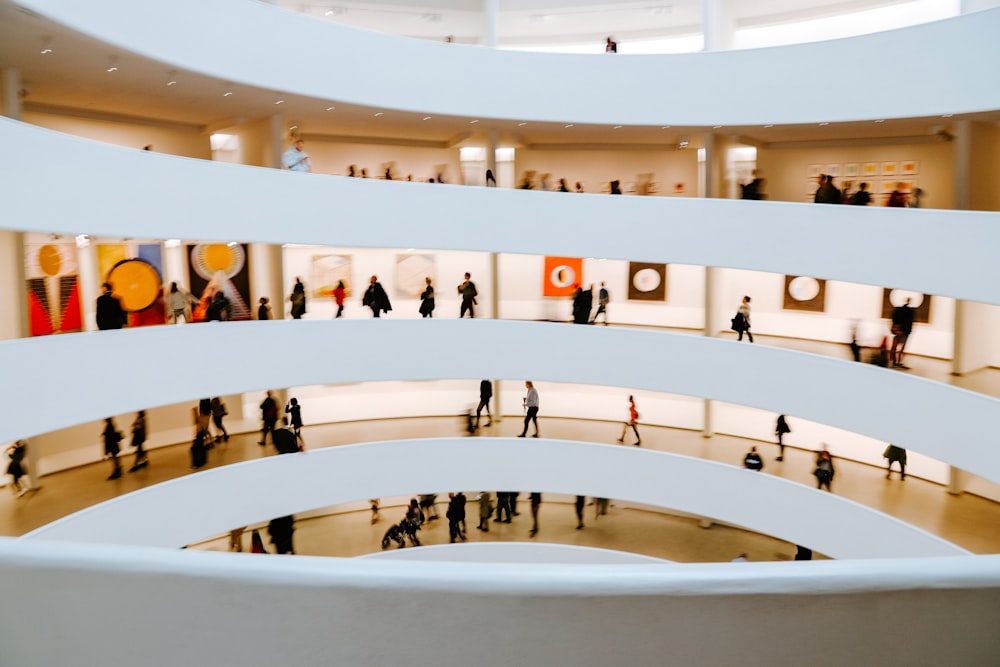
top-left (543, 257), bottom-right (583, 297)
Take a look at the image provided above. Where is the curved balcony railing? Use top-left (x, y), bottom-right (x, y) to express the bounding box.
top-left (15, 0), bottom-right (1000, 125)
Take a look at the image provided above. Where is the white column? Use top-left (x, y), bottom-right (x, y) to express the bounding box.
top-left (162, 242), bottom-right (187, 291)
top-left (0, 231), bottom-right (27, 340)
top-left (702, 0), bottom-right (734, 51)
top-left (77, 238), bottom-right (100, 332)
top-left (2, 67), bottom-right (22, 120)
top-left (483, 0), bottom-right (499, 47)
top-left (267, 113), bottom-right (285, 170)
top-left (249, 243), bottom-right (284, 320)
top-left (701, 132), bottom-right (722, 437)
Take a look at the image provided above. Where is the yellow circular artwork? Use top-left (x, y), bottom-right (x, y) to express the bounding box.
top-left (38, 244), bottom-right (62, 276)
top-left (108, 259), bottom-right (161, 312)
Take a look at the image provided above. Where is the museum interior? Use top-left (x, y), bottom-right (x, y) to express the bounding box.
top-left (1, 0), bottom-right (999, 664)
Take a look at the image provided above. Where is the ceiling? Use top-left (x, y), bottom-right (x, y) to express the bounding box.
top-left (0, 0), bottom-right (995, 150)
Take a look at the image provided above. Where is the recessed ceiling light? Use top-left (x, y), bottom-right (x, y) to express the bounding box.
top-left (325, 9), bottom-right (333, 15)
top-left (274, 99), bottom-right (285, 105)
top-left (289, 124), bottom-right (299, 130)
top-left (39, 37), bottom-right (53, 54)
top-left (518, 122), bottom-right (528, 126)
top-left (374, 112), bottom-right (384, 117)
top-left (470, 119), bottom-right (479, 124)
top-left (661, 126), bottom-right (671, 129)
top-left (223, 90), bottom-right (233, 97)
top-left (874, 119), bottom-right (885, 123)
top-left (105, 56), bottom-right (118, 73)
top-left (565, 124), bottom-right (574, 128)
top-left (613, 125), bottom-right (623, 129)
top-left (819, 122), bottom-right (829, 126)
top-left (325, 106), bottom-right (336, 111)
top-left (166, 70), bottom-right (177, 86)
top-left (712, 125), bottom-right (722, 129)
top-left (941, 114), bottom-right (953, 118)
top-left (226, 242), bottom-right (238, 247)
top-left (763, 124), bottom-right (774, 128)
top-left (422, 116), bottom-right (431, 121)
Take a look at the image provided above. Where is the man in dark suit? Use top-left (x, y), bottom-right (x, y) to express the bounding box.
top-left (95, 282), bottom-right (126, 330)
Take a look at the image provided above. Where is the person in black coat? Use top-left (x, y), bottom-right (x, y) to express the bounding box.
top-left (362, 275), bottom-right (392, 318)
top-left (102, 417), bottom-right (123, 479)
top-left (418, 277), bottom-right (435, 318)
top-left (268, 515), bottom-right (295, 554)
top-left (95, 283), bottom-right (126, 330)
top-left (447, 492), bottom-right (467, 543)
top-left (289, 277), bottom-right (307, 319)
top-left (272, 417), bottom-right (300, 455)
top-left (476, 379), bottom-right (493, 428)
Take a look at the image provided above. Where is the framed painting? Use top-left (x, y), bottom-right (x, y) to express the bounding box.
top-left (311, 254), bottom-right (352, 299)
top-left (24, 234), bottom-right (83, 336)
top-left (881, 289), bottom-right (931, 324)
top-left (395, 254), bottom-right (435, 298)
top-left (187, 243), bottom-right (252, 321)
top-left (881, 162), bottom-right (899, 177)
top-left (627, 263), bottom-right (667, 301)
top-left (543, 256), bottom-right (583, 297)
top-left (783, 276), bottom-right (826, 312)
top-left (900, 160), bottom-right (919, 176)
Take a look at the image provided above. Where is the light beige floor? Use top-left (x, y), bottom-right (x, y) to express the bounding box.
top-left (5, 414), bottom-right (1000, 557)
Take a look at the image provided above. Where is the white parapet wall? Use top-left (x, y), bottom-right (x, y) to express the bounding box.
top-left (0, 537), bottom-right (997, 666)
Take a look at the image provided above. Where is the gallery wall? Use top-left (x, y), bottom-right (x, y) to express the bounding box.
top-left (757, 141), bottom-right (955, 208)
top-left (23, 110), bottom-right (211, 160)
top-left (302, 138), bottom-right (463, 182)
top-left (514, 147), bottom-right (699, 196)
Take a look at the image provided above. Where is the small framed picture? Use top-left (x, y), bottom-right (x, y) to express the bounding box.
top-left (880, 179), bottom-right (899, 194)
top-left (825, 164), bottom-right (841, 177)
top-left (901, 160), bottom-right (919, 175)
top-left (896, 179), bottom-right (917, 193)
top-left (881, 162), bottom-right (899, 176)
top-left (844, 163), bottom-right (860, 178)
top-left (806, 164), bottom-right (824, 178)
top-left (862, 162), bottom-right (879, 178)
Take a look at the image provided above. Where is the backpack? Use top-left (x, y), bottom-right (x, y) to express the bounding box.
top-left (731, 312), bottom-right (746, 331)
top-left (599, 288), bottom-right (609, 305)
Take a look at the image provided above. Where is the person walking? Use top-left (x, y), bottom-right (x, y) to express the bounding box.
top-left (268, 516), bottom-right (295, 554)
top-left (418, 277), bottom-right (435, 318)
top-left (591, 282), bottom-right (610, 325)
top-left (205, 290), bottom-right (232, 321)
top-left (617, 395), bottom-right (641, 446)
top-left (6, 440), bottom-right (28, 498)
top-left (332, 280), bottom-right (347, 318)
top-left (529, 492), bottom-right (542, 537)
top-left (446, 492), bottom-right (467, 543)
top-left (128, 410), bottom-right (149, 472)
top-left (890, 298), bottom-right (915, 369)
top-left (518, 381), bottom-right (539, 438)
top-left (210, 397), bottom-right (229, 442)
top-left (286, 397), bottom-right (304, 443)
top-left (362, 275), bottom-right (392, 318)
top-left (594, 497), bottom-right (609, 518)
top-left (884, 444), bottom-right (907, 480)
top-left (575, 495), bottom-right (586, 530)
top-left (494, 492), bottom-right (512, 523)
top-left (814, 448), bottom-right (836, 492)
top-left (166, 282), bottom-right (198, 324)
top-left (476, 379), bottom-right (493, 428)
top-left (96, 282), bottom-right (126, 330)
top-left (289, 277), bottom-right (307, 319)
top-left (457, 272), bottom-right (478, 318)
top-left (102, 417), bottom-right (124, 480)
top-left (733, 296), bottom-right (753, 343)
top-left (775, 414), bottom-right (791, 461)
top-left (259, 391), bottom-right (279, 446)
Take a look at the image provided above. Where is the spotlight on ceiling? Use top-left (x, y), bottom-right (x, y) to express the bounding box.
top-left (106, 56), bottom-right (119, 73)
top-left (39, 37), bottom-right (53, 54)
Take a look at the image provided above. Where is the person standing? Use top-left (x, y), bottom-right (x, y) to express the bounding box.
top-left (884, 445), bottom-right (907, 480)
top-left (890, 298), bottom-right (915, 369)
top-left (743, 446), bottom-right (764, 471)
top-left (529, 492), bottom-right (542, 537)
top-left (102, 417), bottom-right (124, 480)
top-left (591, 282), bottom-right (610, 325)
top-left (446, 492), bottom-right (467, 543)
top-left (734, 296), bottom-right (753, 343)
top-left (286, 397), bottom-right (304, 442)
top-left (205, 290), bottom-right (231, 321)
top-left (850, 182), bottom-right (871, 205)
top-left (814, 448), bottom-right (836, 492)
top-left (257, 297), bottom-right (272, 320)
top-left (494, 492), bottom-right (512, 523)
top-left (476, 379), bottom-right (493, 428)
top-left (272, 417), bottom-right (300, 455)
top-left (418, 277), bottom-right (435, 318)
top-left (281, 139), bottom-right (311, 173)
top-left (362, 275), bottom-right (392, 318)
top-left (166, 282), bottom-right (198, 324)
top-left (210, 397), bottom-right (229, 442)
top-left (259, 391), bottom-right (279, 446)
top-left (775, 414), bottom-right (791, 461)
top-left (96, 282), bottom-right (126, 330)
top-left (457, 272), bottom-right (478, 318)
top-left (128, 410), bottom-right (148, 472)
top-left (605, 36), bottom-right (617, 52)
top-left (617, 395), bottom-right (641, 446)
top-left (332, 280), bottom-right (347, 318)
top-left (575, 495), bottom-right (586, 530)
top-left (268, 515), bottom-right (295, 554)
top-left (518, 381), bottom-right (539, 438)
top-left (289, 277), bottom-right (307, 319)
top-left (476, 492), bottom-right (493, 531)
top-left (594, 497), bottom-right (609, 518)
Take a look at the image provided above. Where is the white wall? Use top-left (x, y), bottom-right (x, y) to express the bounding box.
top-left (23, 110), bottom-right (210, 159)
top-left (18, 0), bottom-right (1000, 125)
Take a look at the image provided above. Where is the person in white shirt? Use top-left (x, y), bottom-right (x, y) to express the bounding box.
top-left (282, 140), bottom-right (311, 173)
top-left (518, 381), bottom-right (539, 438)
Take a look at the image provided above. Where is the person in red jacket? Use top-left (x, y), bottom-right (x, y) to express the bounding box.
top-left (617, 395), bottom-right (641, 447)
top-left (332, 280), bottom-right (346, 318)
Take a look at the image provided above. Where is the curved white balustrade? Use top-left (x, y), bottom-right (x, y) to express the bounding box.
top-left (0, 540), bottom-right (998, 667)
top-left (2, 320), bottom-right (998, 484)
top-left (17, 0), bottom-right (1000, 125)
top-left (361, 543), bottom-right (670, 564)
top-left (23, 438), bottom-right (965, 558)
top-left (4, 120), bottom-right (1000, 306)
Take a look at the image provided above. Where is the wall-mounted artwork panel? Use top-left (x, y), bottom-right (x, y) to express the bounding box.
top-left (187, 243), bottom-right (252, 321)
top-left (627, 262), bottom-right (667, 301)
top-left (783, 276), bottom-right (826, 312)
top-left (543, 257), bottom-right (583, 297)
top-left (24, 235), bottom-right (82, 336)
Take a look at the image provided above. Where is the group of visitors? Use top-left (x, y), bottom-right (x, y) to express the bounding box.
top-left (101, 411), bottom-right (148, 479)
top-left (570, 282), bottom-right (611, 325)
top-left (813, 173), bottom-right (924, 207)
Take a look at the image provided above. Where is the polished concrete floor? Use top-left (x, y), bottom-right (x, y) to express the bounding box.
top-left (4, 329), bottom-right (999, 559)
